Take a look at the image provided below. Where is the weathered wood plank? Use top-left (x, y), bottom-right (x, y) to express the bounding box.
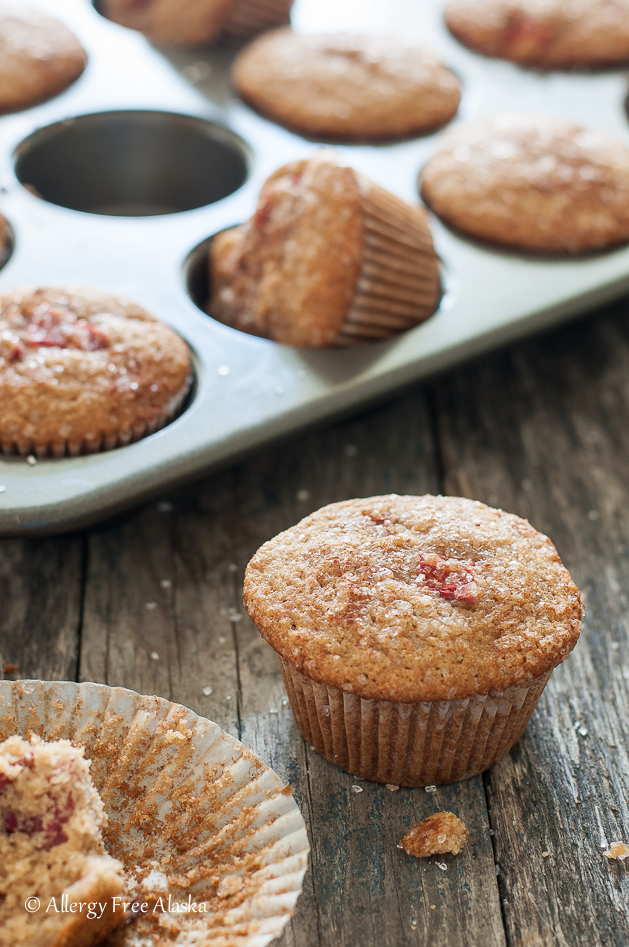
top-left (0, 535), bottom-right (83, 681)
top-left (433, 300), bottom-right (629, 947)
top-left (229, 390), bottom-right (506, 947)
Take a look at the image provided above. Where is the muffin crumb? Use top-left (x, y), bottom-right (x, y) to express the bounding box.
top-left (604, 842), bottom-right (629, 860)
top-left (400, 812), bottom-right (468, 858)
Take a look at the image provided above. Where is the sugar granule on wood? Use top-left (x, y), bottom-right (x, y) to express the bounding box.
top-left (400, 812), bottom-right (468, 858)
top-left (604, 842), bottom-right (629, 860)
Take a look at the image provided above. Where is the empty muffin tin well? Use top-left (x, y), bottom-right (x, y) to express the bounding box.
top-left (14, 111), bottom-right (250, 216)
top-left (2, 0), bottom-right (629, 534)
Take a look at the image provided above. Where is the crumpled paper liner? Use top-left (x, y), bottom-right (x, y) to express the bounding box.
top-left (336, 176), bottom-right (441, 345)
top-left (221, 0), bottom-right (293, 41)
top-left (0, 680), bottom-right (309, 947)
top-left (279, 657), bottom-right (551, 786)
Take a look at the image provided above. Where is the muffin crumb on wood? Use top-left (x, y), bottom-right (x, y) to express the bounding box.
top-left (400, 812), bottom-right (468, 858)
top-left (604, 842), bottom-right (629, 860)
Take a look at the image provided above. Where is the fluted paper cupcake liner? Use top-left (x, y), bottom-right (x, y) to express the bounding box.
top-left (221, 0), bottom-right (293, 41)
top-left (279, 657), bottom-right (551, 786)
top-left (0, 378), bottom-right (191, 459)
top-left (336, 177), bottom-right (441, 345)
top-left (0, 680), bottom-right (309, 947)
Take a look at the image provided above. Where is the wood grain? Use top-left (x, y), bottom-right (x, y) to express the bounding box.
top-left (0, 535), bottom-right (84, 681)
top-left (433, 300), bottom-right (629, 947)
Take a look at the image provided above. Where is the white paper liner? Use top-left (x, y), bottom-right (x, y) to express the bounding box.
top-left (279, 657), bottom-right (552, 787)
top-left (0, 680), bottom-right (309, 947)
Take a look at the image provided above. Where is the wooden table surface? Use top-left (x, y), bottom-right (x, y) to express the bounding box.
top-left (3, 297), bottom-right (629, 947)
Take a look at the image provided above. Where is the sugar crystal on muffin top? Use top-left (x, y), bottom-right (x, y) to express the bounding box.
top-left (243, 494), bottom-right (583, 702)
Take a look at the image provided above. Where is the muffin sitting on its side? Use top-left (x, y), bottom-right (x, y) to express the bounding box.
top-left (101, 0), bottom-right (294, 46)
top-left (0, 4), bottom-right (86, 114)
top-left (244, 494), bottom-right (583, 787)
top-left (232, 29), bottom-right (461, 142)
top-left (209, 152), bottom-right (441, 346)
top-left (421, 113), bottom-right (629, 253)
top-left (0, 287), bottom-right (192, 457)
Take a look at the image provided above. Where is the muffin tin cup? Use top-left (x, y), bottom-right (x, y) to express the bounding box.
top-left (278, 656), bottom-right (551, 787)
top-left (0, 680), bottom-right (309, 947)
top-left (337, 177), bottom-right (441, 345)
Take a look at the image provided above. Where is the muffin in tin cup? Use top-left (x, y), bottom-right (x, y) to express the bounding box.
top-left (243, 494), bottom-right (583, 787)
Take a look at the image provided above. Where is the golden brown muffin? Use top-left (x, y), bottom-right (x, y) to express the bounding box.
top-left (244, 494), bottom-right (583, 785)
top-left (400, 813), bottom-right (468, 858)
top-left (0, 736), bottom-right (126, 947)
top-left (420, 114), bottom-right (629, 254)
top-left (209, 152), bottom-right (440, 347)
top-left (0, 287), bottom-right (192, 457)
top-left (0, 4), bottom-right (86, 114)
top-left (100, 0), bottom-right (293, 46)
top-left (232, 29), bottom-right (461, 142)
top-left (445, 0), bottom-right (629, 69)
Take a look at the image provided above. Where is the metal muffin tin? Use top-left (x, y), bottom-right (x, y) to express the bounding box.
top-left (2, 0), bottom-right (629, 535)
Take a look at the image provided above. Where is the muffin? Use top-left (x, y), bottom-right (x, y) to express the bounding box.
top-left (209, 152), bottom-right (441, 347)
top-left (243, 494), bottom-right (583, 787)
top-left (0, 735), bottom-right (126, 947)
top-left (0, 287), bottom-right (192, 457)
top-left (420, 113), bottom-right (629, 253)
top-left (0, 4), bottom-right (86, 114)
top-left (232, 29), bottom-right (461, 142)
top-left (100, 0), bottom-right (293, 46)
top-left (0, 214), bottom-right (11, 268)
top-left (445, 0), bottom-right (629, 69)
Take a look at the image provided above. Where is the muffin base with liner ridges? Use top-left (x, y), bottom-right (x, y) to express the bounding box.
top-left (1, 385), bottom-right (189, 459)
top-left (221, 0), bottom-right (293, 41)
top-left (0, 680), bottom-right (309, 947)
top-left (279, 658), bottom-right (551, 786)
top-left (336, 176), bottom-right (441, 345)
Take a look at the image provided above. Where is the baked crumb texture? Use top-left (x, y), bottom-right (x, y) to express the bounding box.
top-left (100, 0), bottom-right (293, 46)
top-left (445, 0), bottom-right (629, 68)
top-left (400, 812), bottom-right (468, 858)
top-left (232, 29), bottom-right (461, 141)
top-left (0, 735), bottom-right (126, 947)
top-left (244, 494), bottom-right (583, 785)
top-left (0, 3), bottom-right (86, 114)
top-left (604, 842), bottom-right (629, 860)
top-left (209, 152), bottom-right (440, 346)
top-left (420, 113), bottom-right (629, 254)
top-left (0, 287), bottom-right (192, 457)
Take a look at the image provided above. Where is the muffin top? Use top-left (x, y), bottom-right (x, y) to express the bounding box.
top-left (0, 4), bottom-right (86, 114)
top-left (445, 0), bottom-right (629, 68)
top-left (244, 494), bottom-right (583, 702)
top-left (210, 154), bottom-right (363, 347)
top-left (232, 28), bottom-right (461, 141)
top-left (420, 113), bottom-right (629, 253)
top-left (0, 287), bottom-right (191, 455)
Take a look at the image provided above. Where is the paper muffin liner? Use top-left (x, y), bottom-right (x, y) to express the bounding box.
top-left (278, 657), bottom-right (551, 787)
top-left (0, 680), bottom-right (309, 947)
top-left (0, 377), bottom-right (191, 459)
top-left (221, 0), bottom-right (293, 41)
top-left (336, 176), bottom-right (442, 345)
